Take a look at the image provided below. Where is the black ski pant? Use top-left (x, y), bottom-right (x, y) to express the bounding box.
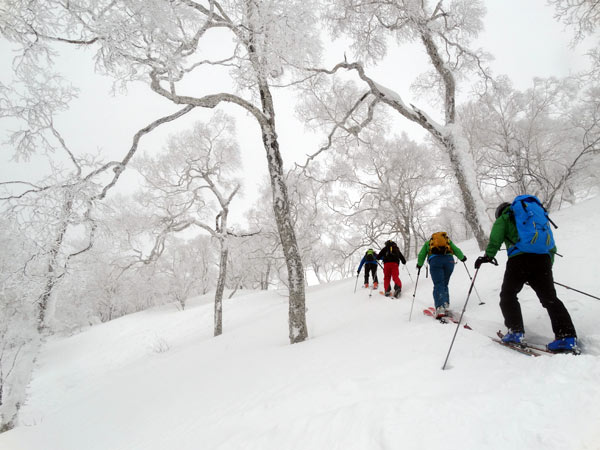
top-left (499, 253), bottom-right (576, 339)
top-left (364, 264), bottom-right (378, 285)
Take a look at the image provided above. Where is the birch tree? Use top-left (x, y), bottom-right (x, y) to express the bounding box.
top-left (134, 113), bottom-right (242, 336)
top-left (1, 0), bottom-right (322, 343)
top-left (158, 236), bottom-right (216, 309)
top-left (242, 192), bottom-right (287, 289)
top-left (0, 46), bottom-right (195, 433)
top-left (304, 0), bottom-right (493, 248)
top-left (461, 76), bottom-right (600, 208)
top-left (549, 0), bottom-right (600, 43)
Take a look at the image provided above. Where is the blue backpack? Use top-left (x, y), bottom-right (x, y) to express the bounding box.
top-left (507, 195), bottom-right (555, 256)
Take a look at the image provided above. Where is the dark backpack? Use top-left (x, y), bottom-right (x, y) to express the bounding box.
top-left (386, 241), bottom-right (400, 258)
top-left (508, 195), bottom-right (555, 256)
top-left (429, 231), bottom-right (451, 255)
top-left (365, 249), bottom-right (376, 262)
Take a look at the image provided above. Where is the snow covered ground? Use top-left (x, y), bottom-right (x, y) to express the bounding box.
top-left (2, 198), bottom-right (600, 450)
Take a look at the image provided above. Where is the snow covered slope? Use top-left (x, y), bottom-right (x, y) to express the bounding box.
top-left (2, 198), bottom-right (600, 450)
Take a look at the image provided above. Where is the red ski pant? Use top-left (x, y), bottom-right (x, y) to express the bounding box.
top-left (383, 262), bottom-right (402, 292)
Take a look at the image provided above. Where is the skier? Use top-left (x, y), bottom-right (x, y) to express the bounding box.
top-left (357, 248), bottom-right (379, 289)
top-left (416, 231), bottom-right (467, 318)
top-left (475, 198), bottom-right (578, 351)
top-left (377, 240), bottom-right (406, 297)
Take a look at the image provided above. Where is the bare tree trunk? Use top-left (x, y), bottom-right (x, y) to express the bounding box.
top-left (256, 82), bottom-right (308, 343)
top-left (238, 0), bottom-right (308, 343)
top-left (0, 334), bottom-right (40, 432)
top-left (262, 261), bottom-right (271, 290)
top-left (37, 193), bottom-right (74, 331)
top-left (420, 31), bottom-right (489, 249)
top-left (321, 37), bottom-right (492, 249)
top-left (442, 135), bottom-right (488, 248)
top-left (214, 242), bottom-right (228, 337)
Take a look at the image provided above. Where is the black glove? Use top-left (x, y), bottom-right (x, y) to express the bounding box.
top-left (416, 264), bottom-right (422, 270)
top-left (461, 256), bottom-right (467, 262)
top-left (474, 255), bottom-right (493, 269)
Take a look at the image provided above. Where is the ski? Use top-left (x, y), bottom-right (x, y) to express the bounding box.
top-left (423, 306), bottom-right (440, 319)
top-left (491, 335), bottom-right (543, 357)
top-left (423, 307), bottom-right (472, 329)
top-left (496, 331), bottom-right (581, 356)
top-left (379, 290), bottom-right (401, 298)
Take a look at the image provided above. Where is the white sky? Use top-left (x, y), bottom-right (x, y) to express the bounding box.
top-left (480, 0), bottom-right (592, 87)
top-left (0, 0), bottom-right (595, 220)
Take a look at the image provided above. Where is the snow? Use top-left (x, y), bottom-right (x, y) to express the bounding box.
top-left (2, 198), bottom-right (600, 450)
top-left (444, 122), bottom-right (493, 231)
top-left (372, 81), bottom-right (410, 111)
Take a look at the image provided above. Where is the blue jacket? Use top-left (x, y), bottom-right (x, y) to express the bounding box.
top-left (357, 254), bottom-right (379, 273)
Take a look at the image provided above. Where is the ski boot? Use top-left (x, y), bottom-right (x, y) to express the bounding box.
top-left (502, 330), bottom-right (525, 345)
top-left (547, 337), bottom-right (578, 353)
top-left (435, 305), bottom-right (447, 319)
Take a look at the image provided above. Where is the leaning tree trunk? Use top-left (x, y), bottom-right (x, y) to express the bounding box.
top-left (37, 193), bottom-right (73, 331)
top-left (420, 30), bottom-right (490, 249)
top-left (257, 82), bottom-right (308, 344)
top-left (442, 134), bottom-right (489, 248)
top-left (1, 195), bottom-right (73, 431)
top-left (341, 57), bottom-right (493, 249)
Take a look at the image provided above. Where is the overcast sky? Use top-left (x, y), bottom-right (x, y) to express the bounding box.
top-left (481, 0), bottom-right (590, 87)
top-left (0, 0), bottom-right (594, 217)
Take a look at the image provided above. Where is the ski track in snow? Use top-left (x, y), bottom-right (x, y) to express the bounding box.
top-left (1, 198), bottom-right (600, 450)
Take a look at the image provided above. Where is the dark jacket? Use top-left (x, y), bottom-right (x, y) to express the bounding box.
top-left (377, 241), bottom-right (406, 265)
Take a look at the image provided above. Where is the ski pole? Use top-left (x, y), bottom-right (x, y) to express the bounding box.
top-left (442, 267), bottom-right (481, 370)
top-left (462, 261), bottom-right (485, 305)
top-left (554, 281), bottom-right (600, 301)
top-left (404, 264), bottom-right (414, 283)
top-left (354, 272), bottom-right (359, 293)
top-left (409, 267), bottom-right (421, 321)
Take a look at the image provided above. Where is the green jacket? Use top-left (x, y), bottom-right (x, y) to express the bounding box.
top-left (417, 239), bottom-right (465, 267)
top-left (485, 206), bottom-right (557, 262)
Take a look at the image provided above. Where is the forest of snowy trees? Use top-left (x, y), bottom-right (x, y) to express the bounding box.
top-left (1, 0), bottom-right (599, 431)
